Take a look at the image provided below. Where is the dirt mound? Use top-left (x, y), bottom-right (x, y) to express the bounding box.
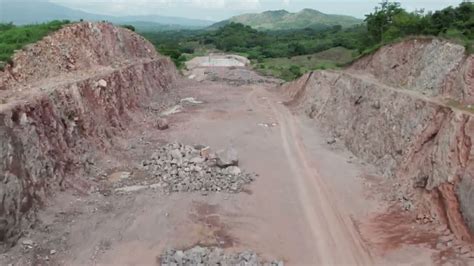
top-left (0, 23), bottom-right (177, 247)
top-left (284, 38), bottom-right (474, 242)
top-left (0, 22), bottom-right (158, 91)
top-left (110, 143), bottom-right (255, 194)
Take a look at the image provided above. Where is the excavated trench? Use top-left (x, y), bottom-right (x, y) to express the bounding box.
top-left (1, 22), bottom-right (474, 264)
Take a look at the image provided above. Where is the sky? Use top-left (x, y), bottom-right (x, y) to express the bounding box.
top-left (49, 0), bottom-right (464, 21)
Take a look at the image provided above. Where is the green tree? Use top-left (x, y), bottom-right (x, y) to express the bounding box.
top-left (365, 1), bottom-right (403, 43)
top-left (121, 24), bottom-right (136, 32)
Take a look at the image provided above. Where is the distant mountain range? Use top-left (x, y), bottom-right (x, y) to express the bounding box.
top-left (0, 1), bottom-right (363, 32)
top-left (0, 0), bottom-right (214, 31)
top-left (209, 9), bottom-right (363, 31)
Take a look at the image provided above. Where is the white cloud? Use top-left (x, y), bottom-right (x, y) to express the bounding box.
top-left (191, 0), bottom-right (226, 9)
top-left (50, 0), bottom-right (462, 20)
top-left (53, 0), bottom-right (261, 10)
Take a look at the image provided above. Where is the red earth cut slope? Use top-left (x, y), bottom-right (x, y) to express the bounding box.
top-left (0, 22), bottom-right (177, 246)
top-left (284, 38), bottom-right (474, 242)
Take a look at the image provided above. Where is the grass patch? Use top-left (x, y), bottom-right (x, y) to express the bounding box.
top-left (0, 20), bottom-right (70, 69)
top-left (253, 46), bottom-right (356, 81)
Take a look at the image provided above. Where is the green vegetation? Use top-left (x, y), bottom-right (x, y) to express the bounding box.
top-left (142, 2), bottom-right (472, 80)
top-left (209, 9), bottom-right (362, 31)
top-left (256, 47), bottom-right (355, 80)
top-left (121, 24), bottom-right (136, 32)
top-left (0, 20), bottom-right (70, 69)
top-left (364, 1), bottom-right (473, 52)
top-left (143, 22), bottom-right (368, 73)
top-left (0, 1), bottom-right (471, 81)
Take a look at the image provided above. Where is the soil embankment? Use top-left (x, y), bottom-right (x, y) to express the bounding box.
top-left (284, 38), bottom-right (474, 242)
top-left (0, 22), bottom-right (177, 246)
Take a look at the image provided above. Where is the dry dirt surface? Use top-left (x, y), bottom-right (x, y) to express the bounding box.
top-left (1, 24), bottom-right (473, 265)
top-left (2, 61), bottom-right (473, 266)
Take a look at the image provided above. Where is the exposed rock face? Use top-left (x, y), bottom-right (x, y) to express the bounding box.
top-left (284, 38), bottom-right (474, 241)
top-left (0, 23), bottom-right (177, 246)
top-left (350, 38), bottom-right (467, 99)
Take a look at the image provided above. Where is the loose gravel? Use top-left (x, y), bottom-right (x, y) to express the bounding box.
top-left (160, 246), bottom-right (284, 266)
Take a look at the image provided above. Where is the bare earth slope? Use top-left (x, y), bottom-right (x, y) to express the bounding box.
top-left (0, 22), bottom-right (177, 247)
top-left (2, 25), bottom-right (474, 265)
top-left (284, 38), bottom-right (474, 244)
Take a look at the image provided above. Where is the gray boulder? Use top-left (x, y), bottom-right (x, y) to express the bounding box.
top-left (156, 117), bottom-right (169, 130)
top-left (216, 147), bottom-right (239, 168)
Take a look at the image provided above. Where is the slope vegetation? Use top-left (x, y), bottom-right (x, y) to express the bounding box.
top-left (209, 9), bottom-right (362, 30)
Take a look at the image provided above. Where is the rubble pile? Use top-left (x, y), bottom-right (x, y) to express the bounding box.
top-left (141, 143), bottom-right (255, 193)
top-left (160, 246), bottom-right (284, 266)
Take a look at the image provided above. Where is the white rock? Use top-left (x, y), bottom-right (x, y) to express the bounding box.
top-left (226, 166), bottom-right (241, 175)
top-left (22, 239), bottom-right (34, 246)
top-left (97, 79), bottom-right (107, 88)
top-left (216, 147), bottom-right (238, 168)
top-left (115, 185), bottom-right (148, 193)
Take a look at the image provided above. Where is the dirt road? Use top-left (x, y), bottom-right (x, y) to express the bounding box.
top-left (1, 60), bottom-right (451, 265)
top-left (246, 88), bottom-right (372, 265)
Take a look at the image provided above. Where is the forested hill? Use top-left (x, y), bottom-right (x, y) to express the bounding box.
top-left (144, 1), bottom-right (473, 81)
top-left (208, 9), bottom-right (362, 31)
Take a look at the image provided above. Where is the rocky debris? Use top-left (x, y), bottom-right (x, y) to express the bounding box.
top-left (216, 147), bottom-right (239, 168)
top-left (159, 246), bottom-right (283, 266)
top-left (161, 105), bottom-right (183, 116)
top-left (326, 137), bottom-right (337, 145)
top-left (0, 22), bottom-right (161, 90)
top-left (160, 97), bottom-right (203, 116)
top-left (156, 117), bottom-right (169, 130)
top-left (140, 143), bottom-right (254, 193)
top-left (257, 122), bottom-right (278, 128)
top-left (21, 239), bottom-right (34, 248)
top-left (415, 213), bottom-right (435, 224)
top-left (108, 172), bottom-right (131, 183)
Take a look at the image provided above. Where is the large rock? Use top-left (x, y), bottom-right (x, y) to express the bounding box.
top-left (156, 118), bottom-right (169, 130)
top-left (216, 147), bottom-right (239, 168)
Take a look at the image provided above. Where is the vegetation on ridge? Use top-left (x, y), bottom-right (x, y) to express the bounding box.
top-left (364, 1), bottom-right (473, 52)
top-left (143, 1), bottom-right (473, 80)
top-left (208, 9), bottom-right (362, 31)
top-left (0, 20), bottom-right (70, 69)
